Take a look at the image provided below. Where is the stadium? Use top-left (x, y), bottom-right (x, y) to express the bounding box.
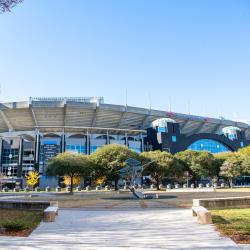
top-left (0, 97), bottom-right (249, 186)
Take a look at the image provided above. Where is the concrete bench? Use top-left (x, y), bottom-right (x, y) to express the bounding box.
top-left (134, 191), bottom-right (158, 199)
top-left (192, 206), bottom-right (212, 225)
top-left (43, 206), bottom-right (59, 222)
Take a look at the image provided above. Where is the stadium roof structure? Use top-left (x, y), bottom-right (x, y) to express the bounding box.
top-left (0, 97), bottom-right (249, 138)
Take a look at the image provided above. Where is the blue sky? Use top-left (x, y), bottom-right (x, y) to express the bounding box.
top-left (0, 0), bottom-right (249, 121)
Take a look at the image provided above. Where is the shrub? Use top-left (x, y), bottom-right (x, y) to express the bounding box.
top-left (2, 220), bottom-right (29, 231)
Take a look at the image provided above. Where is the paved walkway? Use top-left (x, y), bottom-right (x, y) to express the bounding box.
top-left (0, 207), bottom-right (243, 250)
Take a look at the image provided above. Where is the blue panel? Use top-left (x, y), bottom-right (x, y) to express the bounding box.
top-left (172, 136), bottom-right (177, 142)
top-left (188, 139), bottom-right (231, 154)
top-left (158, 127), bottom-right (166, 133)
top-left (43, 140), bottom-right (57, 145)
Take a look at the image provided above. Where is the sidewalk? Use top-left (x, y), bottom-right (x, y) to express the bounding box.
top-left (0, 208), bottom-right (242, 250)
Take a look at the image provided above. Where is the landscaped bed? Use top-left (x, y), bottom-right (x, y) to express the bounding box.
top-left (211, 208), bottom-right (250, 244)
top-left (0, 209), bottom-right (43, 237)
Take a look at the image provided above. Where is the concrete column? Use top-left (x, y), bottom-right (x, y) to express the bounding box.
top-left (61, 129), bottom-right (65, 153)
top-left (86, 130), bottom-right (90, 155)
top-left (141, 134), bottom-right (144, 152)
top-left (17, 138), bottom-right (23, 178)
top-left (125, 132), bottom-right (128, 147)
top-left (106, 130), bottom-right (109, 144)
top-left (35, 130), bottom-right (40, 165)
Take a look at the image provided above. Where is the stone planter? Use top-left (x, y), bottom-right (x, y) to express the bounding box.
top-left (85, 186), bottom-right (90, 191)
top-left (35, 187), bottom-right (40, 192)
top-left (213, 183), bottom-right (217, 189)
top-left (14, 187), bottom-right (20, 192)
top-left (76, 186), bottom-right (81, 191)
top-left (2, 187), bottom-right (8, 192)
top-left (191, 184), bottom-right (195, 188)
top-left (150, 184), bottom-right (155, 189)
top-left (24, 187), bottom-right (30, 192)
top-left (198, 183), bottom-right (203, 188)
top-left (66, 186), bottom-right (71, 192)
top-left (45, 186), bottom-right (51, 192)
top-left (104, 185), bottom-right (110, 191)
top-left (183, 184), bottom-right (187, 189)
top-left (123, 185), bottom-right (129, 190)
top-left (166, 184), bottom-right (172, 189)
top-left (159, 184), bottom-right (164, 189)
top-left (220, 183), bottom-right (225, 188)
top-left (175, 184), bottom-right (179, 189)
top-left (206, 183), bottom-right (211, 188)
top-left (96, 186), bottom-right (101, 191)
top-left (56, 186), bottom-right (61, 192)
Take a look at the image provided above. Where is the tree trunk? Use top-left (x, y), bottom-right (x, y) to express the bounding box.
top-left (156, 176), bottom-right (160, 190)
top-left (70, 175), bottom-right (74, 194)
top-left (229, 178), bottom-right (233, 189)
top-left (114, 179), bottom-right (118, 191)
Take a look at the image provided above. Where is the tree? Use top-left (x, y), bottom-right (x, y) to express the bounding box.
top-left (238, 145), bottom-right (250, 156)
top-left (90, 144), bottom-right (140, 190)
top-left (0, 0), bottom-right (23, 13)
top-left (242, 155), bottom-right (250, 176)
top-left (140, 150), bottom-right (185, 190)
top-left (46, 152), bottom-right (94, 194)
top-left (220, 154), bottom-right (243, 188)
top-left (26, 170), bottom-right (40, 190)
top-left (191, 151), bottom-right (219, 180)
top-left (95, 176), bottom-right (107, 187)
top-left (64, 175), bottom-right (81, 187)
top-left (175, 150), bottom-right (198, 179)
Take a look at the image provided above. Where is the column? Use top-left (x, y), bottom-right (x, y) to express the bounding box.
top-left (17, 137), bottom-right (23, 178)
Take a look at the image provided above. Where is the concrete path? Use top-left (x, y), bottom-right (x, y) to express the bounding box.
top-left (0, 208), bottom-right (242, 250)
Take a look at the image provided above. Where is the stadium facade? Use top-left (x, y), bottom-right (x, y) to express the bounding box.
top-left (0, 97), bottom-right (249, 185)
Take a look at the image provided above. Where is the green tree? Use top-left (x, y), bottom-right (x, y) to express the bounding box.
top-left (191, 151), bottom-right (219, 180)
top-left (220, 153), bottom-right (243, 188)
top-left (90, 144), bottom-right (140, 190)
top-left (140, 150), bottom-right (185, 190)
top-left (238, 145), bottom-right (250, 156)
top-left (46, 152), bottom-right (94, 193)
top-left (176, 150), bottom-right (220, 183)
top-left (242, 155), bottom-right (250, 176)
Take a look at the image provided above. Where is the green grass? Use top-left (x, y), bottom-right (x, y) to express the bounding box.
top-left (0, 209), bottom-right (43, 235)
top-left (211, 208), bottom-right (250, 243)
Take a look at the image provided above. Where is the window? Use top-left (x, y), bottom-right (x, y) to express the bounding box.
top-left (66, 144), bottom-right (86, 154)
top-left (172, 136), bottom-right (177, 142)
top-left (188, 139), bottom-right (231, 154)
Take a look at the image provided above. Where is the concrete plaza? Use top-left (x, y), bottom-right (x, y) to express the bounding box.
top-left (0, 205), bottom-right (243, 250)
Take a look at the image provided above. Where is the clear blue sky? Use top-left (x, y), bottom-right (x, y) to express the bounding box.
top-left (0, 0), bottom-right (249, 122)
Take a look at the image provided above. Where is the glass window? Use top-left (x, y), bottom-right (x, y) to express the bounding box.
top-left (172, 136), bottom-right (177, 142)
top-left (188, 139), bottom-right (231, 154)
top-left (66, 144), bottom-right (86, 154)
top-left (90, 145), bottom-right (103, 154)
top-left (129, 147), bottom-right (141, 153)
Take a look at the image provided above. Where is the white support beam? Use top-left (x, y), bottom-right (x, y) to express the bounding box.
top-left (211, 123), bottom-right (222, 134)
top-left (91, 105), bottom-right (98, 127)
top-left (30, 106), bottom-right (38, 127)
top-left (0, 110), bottom-right (13, 131)
top-left (117, 107), bottom-right (127, 128)
top-left (194, 122), bottom-right (206, 134)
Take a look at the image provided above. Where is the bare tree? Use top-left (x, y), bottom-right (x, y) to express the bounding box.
top-left (0, 0), bottom-right (23, 13)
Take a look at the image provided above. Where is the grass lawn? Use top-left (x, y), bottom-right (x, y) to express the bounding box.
top-left (211, 208), bottom-right (250, 244)
top-left (0, 209), bottom-right (43, 237)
